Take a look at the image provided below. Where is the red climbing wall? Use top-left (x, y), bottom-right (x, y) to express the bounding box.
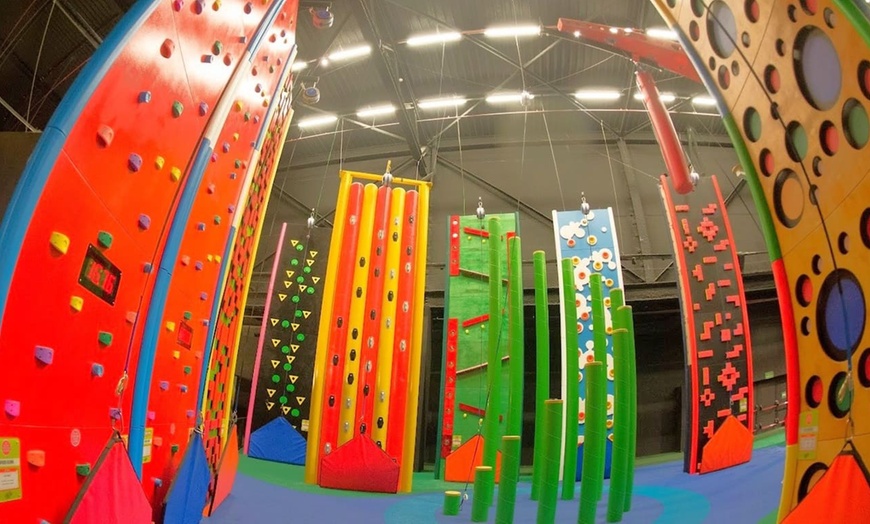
top-left (0, 1), bottom-right (296, 521)
top-left (140, 4), bottom-right (298, 510)
top-left (660, 174), bottom-right (754, 474)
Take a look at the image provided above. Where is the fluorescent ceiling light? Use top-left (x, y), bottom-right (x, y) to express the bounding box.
top-left (483, 25), bottom-right (541, 38)
top-left (691, 95), bottom-right (717, 107)
top-left (573, 30), bottom-right (581, 37)
top-left (609, 27), bottom-right (619, 34)
top-left (634, 91), bottom-right (676, 103)
top-left (291, 61), bottom-right (308, 72)
top-left (406, 31), bottom-right (462, 47)
top-left (574, 89), bottom-right (621, 101)
top-left (417, 96), bottom-right (467, 109)
top-left (356, 104), bottom-right (396, 118)
top-left (485, 91), bottom-right (534, 104)
top-left (298, 114), bottom-right (338, 128)
top-left (646, 27), bottom-right (678, 41)
top-left (327, 44), bottom-right (372, 62)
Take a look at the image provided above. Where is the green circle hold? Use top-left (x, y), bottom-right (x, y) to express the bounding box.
top-left (297, 334), bottom-right (305, 342)
top-left (279, 396), bottom-right (288, 404)
top-left (303, 267), bottom-right (312, 274)
top-left (281, 345), bottom-right (290, 354)
top-left (291, 259), bottom-right (299, 266)
top-left (295, 310), bottom-right (303, 318)
top-left (286, 384), bottom-right (295, 392)
top-left (281, 320), bottom-right (290, 328)
top-left (297, 276), bottom-right (305, 283)
top-left (292, 296), bottom-right (300, 303)
top-left (283, 363), bottom-right (291, 371)
top-left (307, 287), bottom-right (316, 294)
top-left (296, 244), bottom-right (304, 251)
top-left (291, 409), bottom-right (300, 417)
top-left (271, 374), bottom-right (280, 383)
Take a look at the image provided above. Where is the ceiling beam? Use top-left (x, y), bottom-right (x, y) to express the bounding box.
top-left (353, 0), bottom-right (430, 175)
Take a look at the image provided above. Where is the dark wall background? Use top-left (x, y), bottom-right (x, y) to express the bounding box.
top-left (0, 132), bottom-right (40, 219)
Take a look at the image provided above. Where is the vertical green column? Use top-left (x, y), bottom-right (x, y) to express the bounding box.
top-left (444, 491), bottom-right (462, 515)
top-left (610, 287), bottom-right (624, 312)
top-left (496, 435), bottom-right (521, 524)
top-left (507, 236), bottom-right (524, 437)
top-left (589, 273), bottom-right (608, 501)
top-left (606, 323), bottom-right (630, 522)
top-left (578, 361), bottom-right (606, 524)
top-left (531, 251), bottom-right (550, 501)
top-left (561, 258), bottom-right (579, 500)
top-left (482, 217), bottom-right (503, 476)
top-left (622, 306), bottom-right (638, 512)
top-left (472, 466), bottom-right (495, 522)
top-left (537, 399), bottom-right (563, 524)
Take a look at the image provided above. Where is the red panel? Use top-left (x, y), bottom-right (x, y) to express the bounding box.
top-left (698, 415), bottom-right (753, 474)
top-left (141, 3), bottom-right (297, 509)
top-left (353, 186), bottom-right (391, 430)
top-left (207, 427), bottom-right (239, 515)
top-left (384, 190), bottom-right (419, 459)
top-left (772, 259), bottom-right (800, 445)
top-left (639, 70), bottom-right (692, 194)
top-left (317, 183), bottom-right (365, 465)
top-left (319, 437), bottom-right (399, 493)
top-left (448, 215), bottom-right (460, 276)
top-left (462, 226), bottom-right (489, 238)
top-left (462, 314), bottom-right (490, 328)
top-left (68, 439), bottom-right (152, 524)
top-left (781, 451), bottom-right (870, 523)
top-left (441, 318), bottom-right (458, 458)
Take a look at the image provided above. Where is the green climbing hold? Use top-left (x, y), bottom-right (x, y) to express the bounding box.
top-left (234, 159), bottom-right (242, 168)
top-left (291, 259), bottom-right (299, 266)
top-left (280, 396), bottom-right (288, 404)
top-left (292, 296), bottom-right (300, 303)
top-left (303, 266), bottom-right (311, 274)
top-left (307, 287), bottom-right (315, 294)
top-left (97, 231), bottom-right (113, 249)
top-left (212, 40), bottom-right (223, 55)
top-left (296, 334), bottom-right (305, 342)
top-left (281, 320), bottom-right (290, 328)
top-left (281, 345), bottom-right (290, 354)
top-left (296, 244), bottom-right (304, 251)
top-left (172, 101), bottom-right (184, 118)
top-left (76, 463), bottom-right (91, 476)
top-left (183, 311), bottom-right (192, 320)
top-left (297, 276), bottom-right (304, 284)
top-left (286, 384), bottom-right (295, 392)
top-left (171, 444), bottom-right (180, 453)
top-left (272, 374), bottom-right (280, 383)
top-left (295, 310), bottom-right (303, 318)
top-left (183, 366), bottom-right (192, 375)
top-left (283, 363), bottom-right (291, 371)
top-left (214, 215), bottom-right (222, 225)
top-left (98, 331), bottom-right (113, 346)
top-left (291, 409), bottom-right (300, 417)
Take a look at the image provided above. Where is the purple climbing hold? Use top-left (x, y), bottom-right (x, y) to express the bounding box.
top-left (222, 142), bottom-right (230, 153)
top-left (153, 477), bottom-right (163, 487)
top-left (194, 261), bottom-right (204, 270)
top-left (186, 410), bottom-right (195, 419)
top-left (147, 411), bottom-right (156, 420)
top-left (128, 153), bottom-right (143, 172)
top-left (5, 400), bottom-right (21, 417)
top-left (229, 172), bottom-right (237, 180)
top-left (138, 91), bottom-right (151, 104)
top-left (194, 0), bottom-right (204, 14)
top-left (34, 346), bottom-right (54, 365)
top-left (179, 385), bottom-right (188, 393)
top-left (143, 262), bottom-right (153, 274)
top-left (91, 363), bottom-right (104, 377)
top-left (255, 83), bottom-right (262, 93)
top-left (199, 101), bottom-right (209, 116)
top-left (228, 204), bottom-right (236, 213)
top-left (138, 214), bottom-right (151, 230)
top-left (196, 223), bottom-right (206, 232)
top-left (109, 408), bottom-right (122, 420)
top-left (254, 115), bottom-right (260, 124)
top-left (159, 381), bottom-right (170, 391)
top-left (200, 292), bottom-right (208, 301)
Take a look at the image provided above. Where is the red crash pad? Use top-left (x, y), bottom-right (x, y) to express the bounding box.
top-left (319, 436), bottom-right (399, 493)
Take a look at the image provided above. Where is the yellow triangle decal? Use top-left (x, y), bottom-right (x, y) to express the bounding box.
top-left (292, 323), bottom-right (300, 331)
top-left (299, 284), bottom-right (307, 292)
top-left (296, 396), bottom-right (306, 405)
top-left (271, 339), bottom-right (280, 347)
top-left (284, 281), bottom-right (291, 288)
top-left (286, 355), bottom-right (296, 364)
top-left (270, 318), bottom-right (279, 326)
top-left (285, 270), bottom-right (295, 279)
top-left (266, 401), bottom-right (275, 411)
top-left (282, 406), bottom-right (292, 415)
top-left (309, 250), bottom-right (318, 257)
top-left (306, 259), bottom-right (314, 267)
top-left (312, 277), bottom-right (321, 284)
top-left (267, 389), bottom-right (276, 398)
top-left (271, 360), bottom-right (280, 369)
top-left (291, 344), bottom-right (300, 352)
top-left (303, 311), bottom-right (311, 318)
top-left (278, 293), bottom-right (287, 302)
top-left (289, 375), bottom-right (299, 384)
top-left (291, 240), bottom-right (299, 247)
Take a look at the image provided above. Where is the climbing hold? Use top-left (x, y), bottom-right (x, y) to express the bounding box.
top-left (244, 2), bottom-right (252, 13)
top-left (159, 381), bottom-right (169, 391)
top-left (228, 204), bottom-right (236, 213)
top-left (234, 101), bottom-right (244, 112)
top-left (34, 346), bottom-right (54, 365)
top-left (96, 125), bottom-right (114, 147)
top-left (172, 101), bottom-right (184, 118)
top-left (154, 156), bottom-right (165, 170)
top-left (183, 366), bottom-right (192, 375)
top-left (97, 231), bottom-right (113, 249)
top-left (222, 142), bottom-right (230, 153)
top-left (70, 296), bottom-right (84, 312)
top-left (332, 354), bottom-right (339, 365)
top-left (253, 115), bottom-right (260, 124)
top-left (200, 292), bottom-right (208, 301)
top-left (138, 91), bottom-right (152, 104)
top-left (147, 411), bottom-right (156, 421)
top-left (170, 166), bottom-right (182, 181)
top-left (213, 215), bottom-right (221, 225)
top-left (172, 0), bottom-right (183, 11)
top-left (49, 231), bottom-right (70, 254)
top-left (363, 384), bottom-right (370, 396)
top-left (196, 222), bottom-right (206, 232)
top-left (243, 112), bottom-right (251, 122)
top-left (126, 312), bottom-right (137, 324)
top-left (166, 321), bottom-right (176, 332)
top-left (180, 255), bottom-right (190, 266)
top-left (160, 39), bottom-right (175, 59)
top-left (210, 153), bottom-right (218, 163)
top-left (359, 423), bottom-right (367, 434)
top-left (377, 417), bottom-right (384, 429)
top-left (199, 102), bottom-right (209, 116)
top-left (91, 363), bottom-right (104, 378)
top-left (98, 331), bottom-right (113, 346)
top-left (212, 41), bottom-right (223, 55)
top-left (207, 183), bottom-right (216, 194)
top-left (26, 450), bottom-right (45, 468)
top-left (234, 159), bottom-right (242, 168)
top-left (5, 400), bottom-right (21, 417)
top-left (183, 311), bottom-right (192, 320)
top-left (180, 384), bottom-right (188, 393)
top-left (153, 437), bottom-right (163, 447)
top-left (212, 0), bottom-right (221, 10)
top-left (143, 262), bottom-right (153, 274)
top-left (328, 395), bottom-right (335, 407)
top-left (172, 351), bottom-right (180, 359)
top-left (128, 153), bottom-right (143, 172)
top-left (255, 83), bottom-right (262, 93)
top-left (194, 260), bottom-right (204, 270)
top-left (108, 408), bottom-right (121, 420)
top-left (76, 463), bottom-right (91, 476)
top-left (186, 409), bottom-right (195, 418)
top-left (229, 172), bottom-right (237, 180)
top-left (153, 477), bottom-right (163, 487)
top-left (171, 444), bottom-right (180, 453)
top-left (193, 0), bottom-right (203, 13)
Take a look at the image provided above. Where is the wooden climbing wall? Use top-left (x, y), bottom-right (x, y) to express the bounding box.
top-left (553, 208), bottom-right (625, 479)
top-left (660, 175), bottom-right (754, 474)
top-left (437, 212), bottom-right (518, 482)
top-left (651, 0), bottom-right (870, 518)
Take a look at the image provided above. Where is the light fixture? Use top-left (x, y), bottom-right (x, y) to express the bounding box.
top-left (574, 89), bottom-right (621, 101)
top-left (573, 30), bottom-right (581, 38)
top-left (327, 44), bottom-right (372, 62)
top-left (297, 114), bottom-right (338, 128)
top-left (609, 27), bottom-right (619, 34)
top-left (417, 96), bottom-right (467, 109)
top-left (320, 57), bottom-right (330, 67)
top-left (406, 31), bottom-right (462, 47)
top-left (485, 91), bottom-right (534, 104)
top-left (356, 104), bottom-right (397, 118)
top-left (646, 27), bottom-right (678, 41)
top-left (291, 61), bottom-right (308, 72)
top-left (691, 95), bottom-right (717, 107)
top-left (634, 91), bottom-right (676, 103)
top-left (483, 25), bottom-right (541, 38)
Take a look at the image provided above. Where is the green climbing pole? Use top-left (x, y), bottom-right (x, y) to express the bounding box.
top-left (531, 251), bottom-right (550, 501)
top-left (561, 258), bottom-right (579, 501)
